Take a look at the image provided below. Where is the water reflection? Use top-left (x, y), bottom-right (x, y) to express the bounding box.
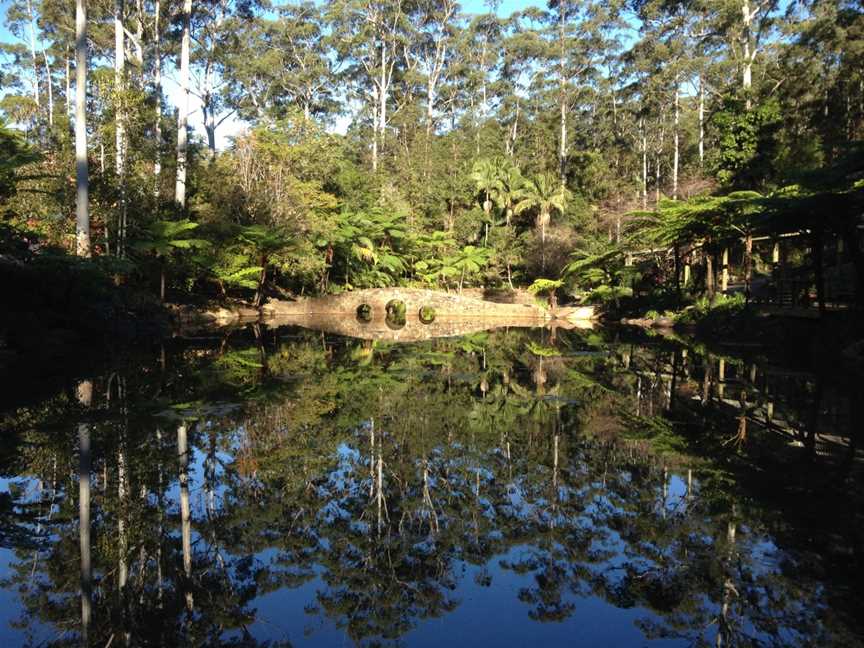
top-left (0, 325), bottom-right (861, 646)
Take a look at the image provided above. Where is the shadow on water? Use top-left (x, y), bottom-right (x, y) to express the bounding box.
top-left (0, 321), bottom-right (861, 646)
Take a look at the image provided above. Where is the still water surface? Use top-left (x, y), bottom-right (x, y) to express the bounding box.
top-left (0, 324), bottom-right (861, 646)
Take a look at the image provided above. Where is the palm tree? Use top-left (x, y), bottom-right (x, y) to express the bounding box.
top-left (514, 173), bottom-right (570, 270)
top-left (514, 173), bottom-right (570, 244)
top-left (472, 157), bottom-right (524, 245)
top-left (492, 161), bottom-right (524, 227)
top-left (470, 158), bottom-right (503, 224)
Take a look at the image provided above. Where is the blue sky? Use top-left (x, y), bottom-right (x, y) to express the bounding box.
top-left (0, 0), bottom-right (544, 47)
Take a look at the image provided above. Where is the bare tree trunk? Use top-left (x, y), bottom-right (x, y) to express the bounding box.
top-left (706, 248), bottom-right (715, 300)
top-left (117, 442), bottom-right (128, 593)
top-left (155, 427), bottom-right (164, 608)
top-left (26, 0), bottom-right (41, 110)
top-left (134, 0), bottom-right (144, 65)
top-left (721, 247), bottom-right (729, 293)
top-left (153, 0), bottom-right (162, 199)
top-left (371, 85), bottom-right (379, 172)
top-left (65, 52), bottom-right (71, 116)
top-left (698, 75), bottom-right (705, 167)
top-left (640, 118), bottom-right (647, 210)
top-left (203, 100), bottom-right (216, 155)
top-left (425, 81), bottom-right (435, 174)
top-left (812, 229), bottom-right (826, 316)
top-left (115, 0), bottom-right (127, 256)
top-left (175, 0), bottom-right (192, 208)
top-left (742, 0), bottom-right (753, 110)
top-left (201, 55), bottom-right (217, 158)
top-left (75, 0), bottom-right (90, 258)
top-left (508, 98), bottom-right (520, 157)
top-left (178, 424), bottom-right (194, 611)
top-left (672, 80), bottom-right (679, 200)
top-left (77, 381), bottom-right (92, 645)
top-left (717, 517), bottom-right (738, 647)
top-left (377, 40), bottom-right (388, 170)
top-left (559, 95), bottom-right (567, 187)
top-left (42, 48), bottom-right (54, 127)
top-left (557, 1), bottom-right (568, 187)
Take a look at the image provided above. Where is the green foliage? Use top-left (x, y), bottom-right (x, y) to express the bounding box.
top-left (709, 94), bottom-right (782, 188)
top-left (563, 238), bottom-right (638, 305)
top-left (327, 209), bottom-right (410, 288)
top-left (133, 220), bottom-right (211, 258)
top-left (514, 173), bottom-right (571, 234)
top-left (0, 123), bottom-right (38, 203)
top-left (3, 0), bottom-right (862, 316)
top-left (527, 278), bottom-right (564, 295)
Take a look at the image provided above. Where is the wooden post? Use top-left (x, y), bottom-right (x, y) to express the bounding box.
top-left (721, 247), bottom-right (729, 294)
top-left (812, 229), bottom-right (826, 316)
top-left (718, 358), bottom-right (726, 399)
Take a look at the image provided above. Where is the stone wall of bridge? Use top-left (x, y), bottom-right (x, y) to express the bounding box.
top-left (261, 288), bottom-right (551, 321)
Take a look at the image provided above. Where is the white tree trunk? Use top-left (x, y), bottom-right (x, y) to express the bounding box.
top-left (559, 95), bottom-right (567, 187)
top-left (742, 0), bottom-right (753, 109)
top-left (178, 424), bottom-right (194, 611)
top-left (153, 0), bottom-right (162, 198)
top-left (371, 83), bottom-right (378, 172)
top-left (640, 118), bottom-right (647, 210)
top-left (115, 0), bottom-right (127, 255)
top-left (134, 0), bottom-right (144, 66)
top-left (175, 0), bottom-right (192, 207)
top-left (115, 0), bottom-right (125, 177)
top-left (26, 0), bottom-right (40, 109)
top-left (672, 81), bottom-right (679, 200)
top-left (558, 5), bottom-right (567, 187)
top-left (378, 40), bottom-right (387, 167)
top-left (77, 381), bottom-right (92, 644)
top-left (698, 75), bottom-right (705, 167)
top-left (65, 53), bottom-right (71, 116)
top-left (75, 0), bottom-right (90, 258)
top-left (507, 98), bottom-right (520, 157)
top-left (117, 444), bottom-right (128, 591)
top-left (42, 48), bottom-right (54, 127)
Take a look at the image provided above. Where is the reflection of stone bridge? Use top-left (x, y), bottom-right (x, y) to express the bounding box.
top-left (260, 288), bottom-right (593, 342)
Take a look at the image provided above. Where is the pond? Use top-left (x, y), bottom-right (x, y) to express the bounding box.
top-left (0, 323), bottom-right (861, 646)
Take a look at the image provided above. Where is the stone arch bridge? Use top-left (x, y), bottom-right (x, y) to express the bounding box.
top-left (259, 288), bottom-right (593, 342)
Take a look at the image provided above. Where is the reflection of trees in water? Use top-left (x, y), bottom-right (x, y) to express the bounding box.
top-left (0, 326), bottom-right (860, 646)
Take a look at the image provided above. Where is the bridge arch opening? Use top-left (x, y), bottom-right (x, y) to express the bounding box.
top-left (385, 299), bottom-right (406, 329)
top-left (356, 303), bottom-right (373, 323)
top-left (418, 305), bottom-right (436, 324)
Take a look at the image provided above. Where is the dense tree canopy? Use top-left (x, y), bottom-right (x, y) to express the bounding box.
top-left (0, 0), bottom-right (863, 311)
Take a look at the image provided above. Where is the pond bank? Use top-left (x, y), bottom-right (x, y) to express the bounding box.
top-left (615, 304), bottom-right (864, 374)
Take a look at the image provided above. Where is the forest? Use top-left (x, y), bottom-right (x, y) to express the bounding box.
top-left (1, 0), bottom-right (863, 346)
top-left (2, 2), bottom-right (864, 643)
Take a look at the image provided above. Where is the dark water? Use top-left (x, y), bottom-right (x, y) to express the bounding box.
top-left (0, 324), bottom-right (862, 647)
